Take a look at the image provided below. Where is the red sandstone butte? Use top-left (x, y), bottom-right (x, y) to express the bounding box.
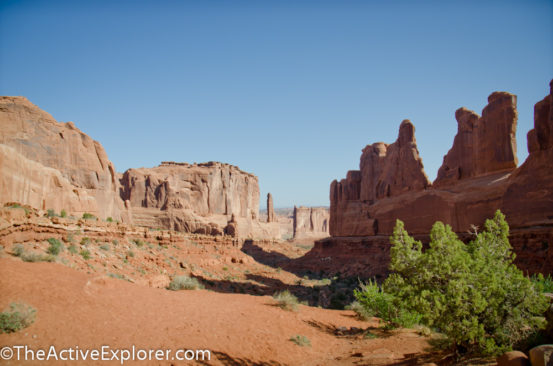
top-left (326, 80), bottom-right (553, 275)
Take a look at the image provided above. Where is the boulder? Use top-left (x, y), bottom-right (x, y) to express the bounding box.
top-left (529, 345), bottom-right (553, 366)
top-left (497, 351), bottom-right (530, 366)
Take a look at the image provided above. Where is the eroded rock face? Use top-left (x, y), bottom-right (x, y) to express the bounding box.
top-left (0, 97), bottom-right (279, 239)
top-left (435, 92), bottom-right (518, 186)
top-left (120, 162), bottom-right (280, 238)
top-left (328, 82), bottom-right (553, 275)
top-left (293, 206), bottom-right (329, 239)
top-left (0, 96), bottom-right (128, 221)
top-left (330, 120), bottom-right (430, 237)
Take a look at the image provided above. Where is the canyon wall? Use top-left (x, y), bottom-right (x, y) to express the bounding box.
top-left (120, 162), bottom-right (279, 238)
top-left (293, 206), bottom-right (329, 240)
top-left (0, 96), bottom-right (129, 222)
top-left (326, 80), bottom-right (553, 275)
top-left (0, 97), bottom-right (279, 239)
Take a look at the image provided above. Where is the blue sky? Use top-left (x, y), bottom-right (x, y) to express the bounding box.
top-left (1, 0), bottom-right (552, 208)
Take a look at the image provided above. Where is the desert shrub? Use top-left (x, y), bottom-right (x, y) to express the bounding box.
top-left (346, 300), bottom-right (374, 321)
top-left (356, 210), bottom-right (549, 356)
top-left (21, 253), bottom-right (55, 262)
top-left (99, 244), bottom-right (110, 251)
top-left (80, 249), bottom-right (91, 260)
top-left (46, 238), bottom-right (63, 255)
top-left (82, 213), bottom-right (96, 220)
top-left (127, 250), bottom-right (135, 258)
top-left (531, 273), bottom-right (553, 293)
top-left (273, 290), bottom-right (299, 311)
top-left (46, 209), bottom-right (57, 218)
top-left (112, 239), bottom-right (119, 246)
top-left (68, 245), bottom-right (78, 254)
top-left (80, 237), bottom-right (91, 246)
top-left (60, 209), bottom-right (67, 218)
top-left (0, 303), bottom-right (36, 333)
top-left (12, 244), bottom-right (25, 257)
top-left (289, 335), bottom-right (311, 347)
top-left (106, 217), bottom-right (113, 222)
top-left (354, 279), bottom-right (421, 328)
top-left (168, 276), bottom-right (204, 291)
top-left (108, 273), bottom-right (125, 280)
top-left (132, 239), bottom-right (144, 248)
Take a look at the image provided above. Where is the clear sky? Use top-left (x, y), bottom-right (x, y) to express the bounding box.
top-left (1, 0), bottom-right (552, 208)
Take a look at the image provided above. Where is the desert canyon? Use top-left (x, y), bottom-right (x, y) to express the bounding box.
top-left (0, 79), bottom-right (552, 365)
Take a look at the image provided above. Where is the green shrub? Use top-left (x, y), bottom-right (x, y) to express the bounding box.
top-left (273, 290), bottom-right (300, 311)
top-left (68, 245), bottom-right (78, 254)
top-left (0, 303), bottom-right (36, 333)
top-left (132, 239), bottom-right (144, 248)
top-left (356, 210), bottom-right (548, 356)
top-left (127, 250), bottom-right (134, 258)
top-left (46, 238), bottom-right (63, 255)
top-left (82, 213), bottom-right (96, 220)
top-left (112, 239), bottom-right (119, 246)
top-left (80, 249), bottom-right (91, 260)
top-left (168, 276), bottom-right (204, 291)
top-left (21, 253), bottom-right (55, 262)
top-left (289, 335), bottom-right (311, 347)
top-left (46, 209), bottom-right (57, 218)
top-left (12, 244), bottom-right (25, 257)
top-left (354, 279), bottom-right (421, 328)
top-left (346, 300), bottom-right (374, 321)
top-left (106, 217), bottom-right (113, 223)
top-left (80, 237), bottom-right (91, 245)
top-left (531, 273), bottom-right (553, 293)
top-left (99, 244), bottom-right (110, 251)
top-left (60, 209), bottom-right (67, 218)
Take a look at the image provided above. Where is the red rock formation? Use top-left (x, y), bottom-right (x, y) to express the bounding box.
top-left (120, 162), bottom-right (280, 238)
top-left (0, 97), bottom-right (279, 239)
top-left (0, 96), bottom-right (129, 221)
top-left (330, 120), bottom-right (430, 237)
top-left (293, 206), bottom-right (329, 239)
top-left (326, 81), bottom-right (553, 276)
top-left (435, 92), bottom-right (518, 186)
top-left (267, 193), bottom-right (275, 223)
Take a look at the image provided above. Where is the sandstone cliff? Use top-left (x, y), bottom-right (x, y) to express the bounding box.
top-left (327, 81), bottom-right (553, 275)
top-left (330, 120), bottom-right (430, 237)
top-left (0, 96), bottom-right (128, 221)
top-left (0, 97), bottom-right (279, 239)
top-left (293, 206), bottom-right (329, 240)
top-left (119, 162), bottom-right (280, 239)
